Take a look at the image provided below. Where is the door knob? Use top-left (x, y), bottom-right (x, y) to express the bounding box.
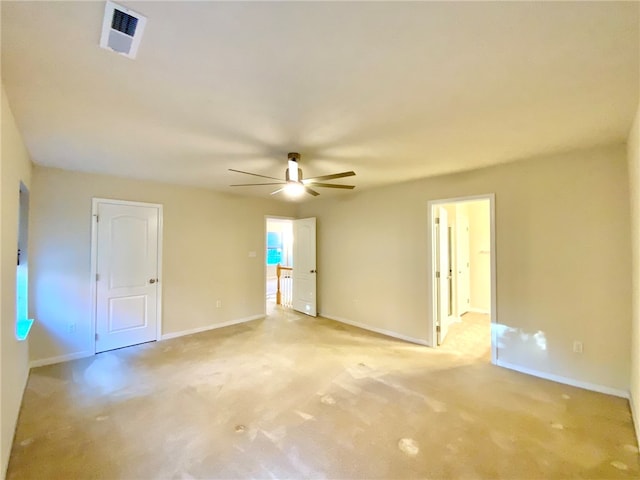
top-left (149, 278), bottom-right (157, 284)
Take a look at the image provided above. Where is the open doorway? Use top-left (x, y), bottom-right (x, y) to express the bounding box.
top-left (429, 195), bottom-right (496, 362)
top-left (265, 217), bottom-right (294, 313)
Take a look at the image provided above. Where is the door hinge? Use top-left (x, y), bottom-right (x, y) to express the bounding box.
top-left (435, 217), bottom-right (440, 225)
top-left (96, 273), bottom-right (99, 281)
top-left (94, 214), bottom-right (99, 223)
top-left (95, 333), bottom-right (99, 341)
top-left (436, 325), bottom-right (441, 333)
top-left (435, 271), bottom-right (440, 279)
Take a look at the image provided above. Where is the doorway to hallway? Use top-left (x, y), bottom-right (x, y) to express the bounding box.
top-left (264, 216), bottom-right (318, 317)
top-left (265, 218), bottom-right (293, 313)
top-left (429, 195), bottom-right (496, 362)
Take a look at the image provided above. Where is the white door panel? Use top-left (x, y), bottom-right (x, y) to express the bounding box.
top-left (96, 202), bottom-right (160, 353)
top-left (109, 216), bottom-right (149, 288)
top-left (108, 295), bottom-right (147, 332)
top-left (436, 207), bottom-right (451, 345)
top-left (293, 217), bottom-right (317, 316)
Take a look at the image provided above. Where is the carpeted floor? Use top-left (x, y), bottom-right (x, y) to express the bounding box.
top-left (7, 308), bottom-right (639, 479)
top-left (439, 311), bottom-right (492, 361)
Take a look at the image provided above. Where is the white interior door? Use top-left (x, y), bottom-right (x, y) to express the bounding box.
top-left (293, 217), bottom-right (317, 316)
top-left (95, 201), bottom-right (161, 353)
top-left (456, 214), bottom-right (471, 316)
top-left (436, 207), bottom-right (451, 345)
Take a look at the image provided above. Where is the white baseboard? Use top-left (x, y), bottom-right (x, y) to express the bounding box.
top-left (629, 392), bottom-right (640, 448)
top-left (28, 316), bottom-right (265, 367)
top-left (30, 350), bottom-right (94, 368)
top-left (467, 308), bottom-right (490, 315)
top-left (161, 314), bottom-right (264, 341)
top-left (320, 313), bottom-right (429, 347)
top-left (496, 359), bottom-right (629, 399)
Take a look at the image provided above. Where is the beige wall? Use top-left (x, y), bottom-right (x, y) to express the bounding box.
top-left (1, 85), bottom-right (33, 478)
top-left (299, 144), bottom-right (631, 391)
top-left (628, 101), bottom-right (640, 442)
top-left (468, 200), bottom-right (491, 312)
top-left (29, 167), bottom-right (296, 363)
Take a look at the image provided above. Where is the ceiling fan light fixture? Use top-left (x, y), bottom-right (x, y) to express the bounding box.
top-left (284, 182), bottom-right (305, 198)
top-left (229, 151), bottom-right (355, 198)
top-left (288, 159), bottom-right (299, 182)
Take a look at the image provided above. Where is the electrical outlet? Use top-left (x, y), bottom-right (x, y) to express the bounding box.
top-left (573, 341), bottom-right (583, 354)
top-left (216, 300), bottom-right (221, 308)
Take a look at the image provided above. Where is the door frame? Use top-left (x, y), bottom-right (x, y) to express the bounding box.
top-left (427, 193), bottom-right (497, 364)
top-left (90, 198), bottom-right (164, 354)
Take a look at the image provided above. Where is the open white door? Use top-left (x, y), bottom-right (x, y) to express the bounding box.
top-left (95, 201), bottom-right (161, 353)
top-left (436, 207), bottom-right (451, 345)
top-left (293, 217), bottom-right (317, 317)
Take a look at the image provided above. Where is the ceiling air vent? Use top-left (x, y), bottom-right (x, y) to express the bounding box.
top-left (100, 1), bottom-right (147, 59)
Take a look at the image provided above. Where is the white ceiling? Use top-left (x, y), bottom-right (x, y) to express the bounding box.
top-left (2, 1), bottom-right (638, 200)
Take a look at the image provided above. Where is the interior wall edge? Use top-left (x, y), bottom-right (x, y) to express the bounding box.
top-left (629, 392), bottom-right (640, 450)
top-left (626, 98), bottom-right (640, 449)
top-left (1, 83), bottom-right (33, 480)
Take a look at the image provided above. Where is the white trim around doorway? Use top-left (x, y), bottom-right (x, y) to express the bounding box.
top-left (426, 194), bottom-right (497, 364)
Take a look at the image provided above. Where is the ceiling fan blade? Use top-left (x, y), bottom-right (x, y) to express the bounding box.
top-left (304, 182), bottom-right (355, 189)
top-left (271, 188), bottom-right (285, 195)
top-left (230, 182), bottom-right (286, 186)
top-left (229, 169), bottom-right (283, 181)
top-left (302, 171), bottom-right (356, 183)
top-left (305, 187), bottom-right (320, 196)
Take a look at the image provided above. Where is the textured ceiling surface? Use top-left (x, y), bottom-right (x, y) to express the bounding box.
top-left (2, 1), bottom-right (638, 199)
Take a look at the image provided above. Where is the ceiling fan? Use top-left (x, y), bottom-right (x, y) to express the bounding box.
top-left (229, 152), bottom-right (356, 198)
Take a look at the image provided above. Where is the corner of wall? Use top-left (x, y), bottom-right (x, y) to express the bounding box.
top-left (627, 99), bottom-right (640, 448)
